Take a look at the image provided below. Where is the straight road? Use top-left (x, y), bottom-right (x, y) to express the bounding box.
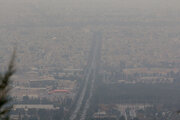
top-left (68, 32), bottom-right (102, 120)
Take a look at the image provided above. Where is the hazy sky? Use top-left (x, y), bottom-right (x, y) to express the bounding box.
top-left (1, 0), bottom-right (180, 10)
top-left (0, 0), bottom-right (180, 24)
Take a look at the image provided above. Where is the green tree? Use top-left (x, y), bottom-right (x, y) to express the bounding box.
top-left (0, 51), bottom-right (16, 120)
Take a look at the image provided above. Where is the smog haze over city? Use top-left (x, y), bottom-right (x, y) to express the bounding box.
top-left (1, 0), bottom-right (180, 120)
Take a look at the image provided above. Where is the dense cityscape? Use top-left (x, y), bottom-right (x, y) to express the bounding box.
top-left (1, 0), bottom-right (180, 120)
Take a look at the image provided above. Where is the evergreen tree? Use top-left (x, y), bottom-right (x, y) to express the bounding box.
top-left (0, 51), bottom-right (16, 120)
